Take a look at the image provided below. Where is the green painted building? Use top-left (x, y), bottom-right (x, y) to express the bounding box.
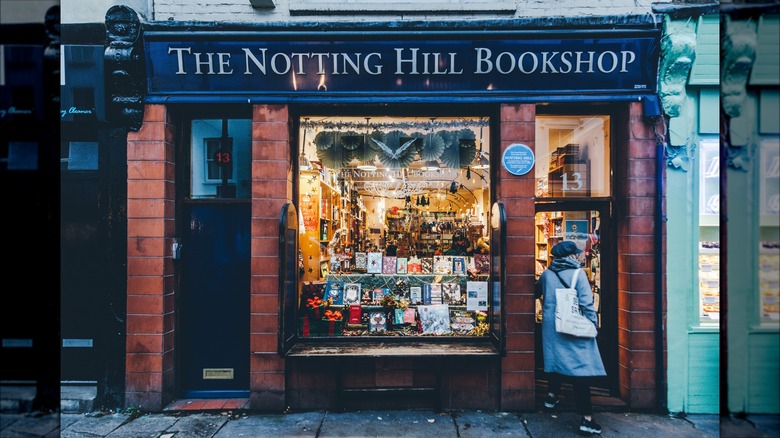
top-left (663, 7), bottom-right (779, 415)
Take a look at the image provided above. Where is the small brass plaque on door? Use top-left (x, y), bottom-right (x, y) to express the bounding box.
top-left (203, 368), bottom-right (234, 380)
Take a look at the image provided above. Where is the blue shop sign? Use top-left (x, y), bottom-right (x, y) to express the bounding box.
top-left (143, 31), bottom-right (659, 97)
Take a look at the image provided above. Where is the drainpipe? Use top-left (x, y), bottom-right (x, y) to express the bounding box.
top-left (644, 94), bottom-right (667, 414)
top-left (655, 133), bottom-right (667, 414)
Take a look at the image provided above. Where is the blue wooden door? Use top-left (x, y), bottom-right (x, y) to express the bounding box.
top-left (178, 202), bottom-right (250, 397)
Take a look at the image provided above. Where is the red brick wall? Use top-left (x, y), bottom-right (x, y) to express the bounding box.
top-left (125, 104), bottom-right (176, 411)
top-left (615, 101), bottom-right (666, 409)
top-left (249, 104), bottom-right (292, 410)
top-left (498, 103), bottom-right (538, 411)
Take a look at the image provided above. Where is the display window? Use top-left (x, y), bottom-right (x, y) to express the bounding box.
top-left (697, 138), bottom-right (720, 325)
top-left (534, 115), bottom-right (611, 198)
top-left (295, 115), bottom-right (493, 337)
top-left (759, 138), bottom-right (779, 324)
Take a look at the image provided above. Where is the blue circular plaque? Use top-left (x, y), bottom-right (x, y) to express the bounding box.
top-left (502, 143), bottom-right (535, 176)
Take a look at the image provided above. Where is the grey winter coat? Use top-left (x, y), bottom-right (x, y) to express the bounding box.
top-left (535, 257), bottom-right (606, 377)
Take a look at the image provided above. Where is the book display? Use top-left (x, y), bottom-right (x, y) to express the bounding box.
top-left (296, 116), bottom-right (492, 338)
top-left (534, 210), bottom-right (602, 327)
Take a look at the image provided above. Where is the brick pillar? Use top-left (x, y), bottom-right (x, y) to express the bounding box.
top-left (125, 104), bottom-right (176, 411)
top-left (615, 101), bottom-right (665, 409)
top-left (499, 103), bottom-right (538, 411)
top-left (249, 104), bottom-right (291, 410)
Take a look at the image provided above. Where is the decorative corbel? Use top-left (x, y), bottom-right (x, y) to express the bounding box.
top-left (104, 5), bottom-right (145, 131)
top-left (721, 15), bottom-right (757, 169)
top-left (658, 16), bottom-right (697, 119)
top-left (657, 16), bottom-right (698, 171)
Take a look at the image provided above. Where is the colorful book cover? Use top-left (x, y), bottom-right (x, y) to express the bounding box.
top-left (354, 252), bottom-right (368, 270)
top-left (383, 256), bottom-right (397, 274)
top-left (450, 310), bottom-right (476, 334)
top-left (421, 257), bottom-right (433, 274)
top-left (373, 287), bottom-right (388, 302)
top-left (407, 256), bottom-right (422, 273)
top-left (325, 279), bottom-right (344, 305)
top-left (429, 283), bottom-right (442, 304)
top-left (452, 256), bottom-right (466, 275)
top-left (404, 308), bottom-right (416, 324)
top-left (343, 283), bottom-right (361, 305)
top-left (442, 283), bottom-right (463, 304)
top-left (394, 309), bottom-right (406, 325)
top-left (396, 257), bottom-right (408, 274)
top-left (474, 254), bottom-right (490, 274)
top-left (418, 304), bottom-right (452, 335)
top-left (348, 304), bottom-right (362, 324)
top-left (367, 252), bottom-right (383, 274)
top-left (409, 286), bottom-right (422, 303)
top-left (434, 256), bottom-right (452, 274)
top-left (369, 311), bottom-right (387, 332)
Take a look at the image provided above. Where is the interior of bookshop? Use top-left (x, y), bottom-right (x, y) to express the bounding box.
top-left (296, 116), bottom-right (493, 337)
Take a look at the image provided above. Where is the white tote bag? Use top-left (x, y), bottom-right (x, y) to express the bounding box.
top-left (554, 268), bottom-right (598, 338)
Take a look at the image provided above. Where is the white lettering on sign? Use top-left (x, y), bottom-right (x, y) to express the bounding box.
top-left (474, 48), bottom-right (636, 75)
top-left (165, 45), bottom-right (638, 78)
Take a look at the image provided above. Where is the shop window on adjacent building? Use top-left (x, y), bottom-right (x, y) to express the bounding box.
top-left (190, 118), bottom-right (251, 199)
top-left (534, 115), bottom-right (611, 198)
top-left (759, 138), bottom-right (779, 324)
top-left (698, 138), bottom-right (720, 325)
top-left (295, 115), bottom-right (493, 338)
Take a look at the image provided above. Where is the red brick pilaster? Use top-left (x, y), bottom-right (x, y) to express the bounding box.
top-left (615, 101), bottom-right (666, 409)
top-left (125, 104), bottom-right (176, 411)
top-left (499, 104), bottom-right (537, 411)
top-left (249, 104), bottom-right (291, 410)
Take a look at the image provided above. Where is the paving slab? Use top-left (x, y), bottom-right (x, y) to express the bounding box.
top-left (212, 411), bottom-right (323, 437)
top-left (320, 410), bottom-right (458, 437)
top-left (522, 411), bottom-right (715, 438)
top-left (451, 410), bottom-right (527, 437)
top-left (0, 412), bottom-right (60, 438)
top-left (104, 414), bottom-right (178, 437)
top-left (59, 412), bottom-right (129, 437)
top-left (164, 413), bottom-right (230, 438)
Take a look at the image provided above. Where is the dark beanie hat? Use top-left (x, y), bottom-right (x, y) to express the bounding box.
top-left (551, 240), bottom-right (583, 258)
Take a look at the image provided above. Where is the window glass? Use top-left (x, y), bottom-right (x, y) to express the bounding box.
top-left (534, 115), bottom-right (611, 198)
top-left (297, 115), bottom-right (492, 337)
top-left (759, 138), bottom-right (780, 324)
top-left (190, 118), bottom-right (251, 199)
top-left (698, 138), bottom-right (720, 325)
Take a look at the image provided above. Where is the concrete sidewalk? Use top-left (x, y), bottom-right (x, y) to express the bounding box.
top-left (2, 409), bottom-right (779, 438)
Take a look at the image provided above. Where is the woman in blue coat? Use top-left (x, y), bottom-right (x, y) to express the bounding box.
top-left (535, 240), bottom-right (605, 435)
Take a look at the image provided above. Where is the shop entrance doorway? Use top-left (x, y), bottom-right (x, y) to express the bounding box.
top-left (176, 115), bottom-right (252, 398)
top-left (177, 202), bottom-right (250, 397)
top-left (533, 203), bottom-right (619, 406)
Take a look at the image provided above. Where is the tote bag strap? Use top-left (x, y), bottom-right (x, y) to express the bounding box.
top-left (553, 268), bottom-right (580, 289)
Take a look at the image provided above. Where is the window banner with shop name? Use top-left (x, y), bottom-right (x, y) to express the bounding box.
top-left (143, 31), bottom-right (659, 96)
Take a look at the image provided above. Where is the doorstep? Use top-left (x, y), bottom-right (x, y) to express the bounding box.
top-left (163, 398), bottom-right (250, 412)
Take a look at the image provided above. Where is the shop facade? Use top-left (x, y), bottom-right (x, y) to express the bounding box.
top-left (720, 5), bottom-right (779, 414)
top-left (63, 2), bottom-right (672, 412)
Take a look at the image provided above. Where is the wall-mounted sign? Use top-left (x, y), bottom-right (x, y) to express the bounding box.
top-left (502, 143), bottom-right (535, 176)
top-left (143, 31), bottom-right (660, 97)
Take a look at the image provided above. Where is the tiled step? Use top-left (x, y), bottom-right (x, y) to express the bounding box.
top-left (60, 385), bottom-right (96, 413)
